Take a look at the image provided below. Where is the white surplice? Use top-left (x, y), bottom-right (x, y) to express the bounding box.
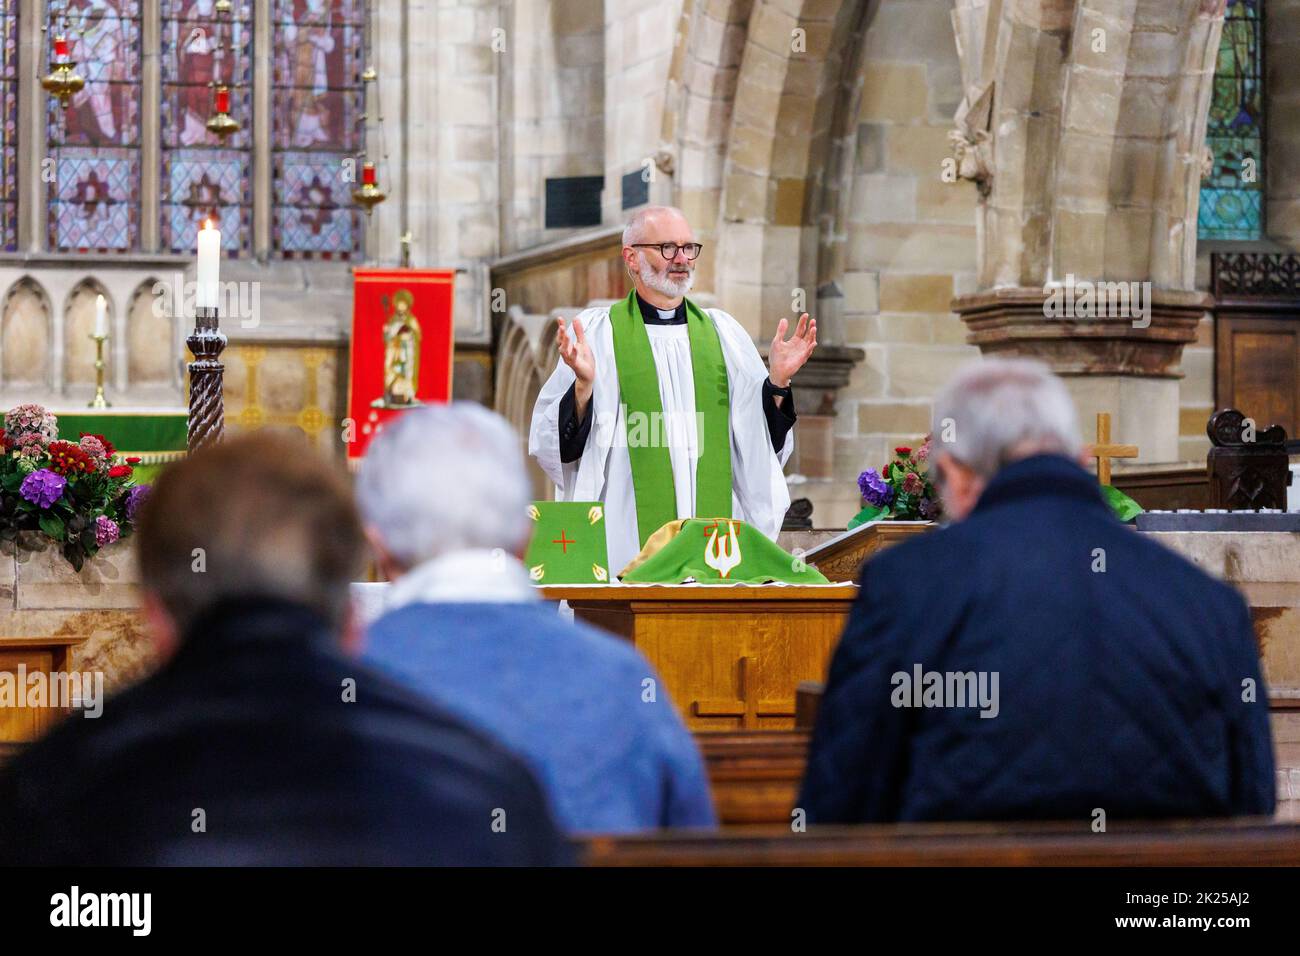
top-left (528, 305), bottom-right (793, 576)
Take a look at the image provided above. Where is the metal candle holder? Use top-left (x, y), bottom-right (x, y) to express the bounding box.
top-left (87, 332), bottom-right (110, 409)
top-left (187, 306), bottom-right (227, 452)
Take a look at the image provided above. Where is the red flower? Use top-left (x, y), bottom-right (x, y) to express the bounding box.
top-left (108, 464), bottom-right (133, 478)
top-left (47, 441), bottom-right (96, 476)
top-left (895, 446), bottom-right (912, 456)
top-left (78, 431), bottom-right (116, 457)
top-left (125, 456), bottom-right (141, 465)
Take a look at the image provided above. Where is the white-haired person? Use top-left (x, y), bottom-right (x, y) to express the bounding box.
top-left (799, 358), bottom-right (1275, 824)
top-left (357, 402), bottom-right (716, 834)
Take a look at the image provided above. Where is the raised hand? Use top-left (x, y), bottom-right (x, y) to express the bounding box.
top-left (556, 317), bottom-right (596, 406)
top-left (768, 313), bottom-right (817, 388)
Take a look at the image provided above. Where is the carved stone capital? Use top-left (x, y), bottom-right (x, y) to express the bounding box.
top-left (952, 286), bottom-right (1208, 378)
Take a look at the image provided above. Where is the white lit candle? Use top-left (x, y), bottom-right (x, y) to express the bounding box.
top-left (94, 294), bottom-right (107, 338)
top-left (196, 219), bottom-right (221, 310)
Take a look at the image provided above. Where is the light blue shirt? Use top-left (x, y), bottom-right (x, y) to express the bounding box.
top-left (363, 597), bottom-right (717, 834)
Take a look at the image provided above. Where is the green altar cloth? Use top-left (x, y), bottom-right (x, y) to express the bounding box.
top-left (52, 410), bottom-right (188, 484)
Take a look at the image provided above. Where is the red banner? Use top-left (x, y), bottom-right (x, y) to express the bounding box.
top-left (347, 269), bottom-right (455, 459)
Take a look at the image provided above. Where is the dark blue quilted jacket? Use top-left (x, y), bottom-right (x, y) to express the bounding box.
top-left (799, 454), bottom-right (1276, 823)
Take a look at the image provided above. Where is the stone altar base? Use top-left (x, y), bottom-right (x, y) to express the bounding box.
top-left (1149, 532), bottom-right (1300, 700)
top-left (0, 533), bottom-right (153, 695)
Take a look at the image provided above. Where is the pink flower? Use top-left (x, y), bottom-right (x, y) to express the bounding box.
top-left (94, 515), bottom-right (120, 547)
top-left (78, 435), bottom-right (107, 460)
top-left (902, 472), bottom-right (923, 495)
top-left (4, 403), bottom-right (57, 443)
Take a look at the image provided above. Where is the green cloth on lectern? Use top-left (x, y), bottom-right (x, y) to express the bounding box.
top-left (620, 518), bottom-right (829, 585)
top-left (1101, 484), bottom-right (1144, 523)
top-left (523, 501), bottom-right (611, 584)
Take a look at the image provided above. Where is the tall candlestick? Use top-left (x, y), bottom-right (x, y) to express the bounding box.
top-left (94, 293), bottom-right (107, 338)
top-left (196, 219), bottom-right (221, 310)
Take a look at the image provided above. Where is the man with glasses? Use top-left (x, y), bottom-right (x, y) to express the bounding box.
top-left (529, 205), bottom-right (817, 574)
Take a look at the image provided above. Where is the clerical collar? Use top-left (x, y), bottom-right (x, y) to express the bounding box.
top-left (635, 292), bottom-right (686, 326)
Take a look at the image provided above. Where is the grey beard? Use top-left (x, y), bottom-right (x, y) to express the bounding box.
top-left (639, 258), bottom-right (694, 299)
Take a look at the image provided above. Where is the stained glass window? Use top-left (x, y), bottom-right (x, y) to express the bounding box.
top-left (1199, 0), bottom-right (1264, 241)
top-left (160, 0), bottom-right (252, 255)
top-left (46, 0), bottom-right (143, 251)
top-left (0, 0), bottom-right (17, 251)
top-left (271, 0), bottom-right (364, 259)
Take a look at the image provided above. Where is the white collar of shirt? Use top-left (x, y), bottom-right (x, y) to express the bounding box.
top-left (656, 307), bottom-right (677, 320)
top-left (384, 548), bottom-right (538, 612)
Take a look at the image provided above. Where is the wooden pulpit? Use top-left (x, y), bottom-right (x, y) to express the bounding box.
top-left (538, 584), bottom-right (857, 731)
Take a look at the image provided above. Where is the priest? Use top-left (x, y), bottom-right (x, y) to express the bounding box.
top-left (528, 206), bottom-right (817, 574)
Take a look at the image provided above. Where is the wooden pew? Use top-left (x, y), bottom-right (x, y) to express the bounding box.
top-left (581, 818), bottom-right (1300, 866)
top-left (696, 730), bottom-right (807, 825)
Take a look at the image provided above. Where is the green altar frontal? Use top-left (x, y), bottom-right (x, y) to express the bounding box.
top-left (52, 410), bottom-right (188, 483)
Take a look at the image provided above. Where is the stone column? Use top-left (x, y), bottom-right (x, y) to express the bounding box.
top-left (252, 0), bottom-right (271, 257)
top-left (140, 0), bottom-right (161, 253)
top-left (955, 287), bottom-right (1207, 463)
top-left (948, 0), bottom-right (1227, 464)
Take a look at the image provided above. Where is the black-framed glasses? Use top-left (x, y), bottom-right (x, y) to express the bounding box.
top-left (630, 242), bottom-right (703, 261)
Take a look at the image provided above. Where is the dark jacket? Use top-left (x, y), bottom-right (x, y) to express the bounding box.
top-left (799, 454), bottom-right (1276, 824)
top-left (0, 597), bottom-right (570, 865)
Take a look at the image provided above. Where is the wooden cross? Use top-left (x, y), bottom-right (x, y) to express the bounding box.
top-left (692, 656), bottom-right (795, 728)
top-left (1086, 412), bottom-right (1138, 486)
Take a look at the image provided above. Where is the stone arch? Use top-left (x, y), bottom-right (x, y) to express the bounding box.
top-left (63, 278), bottom-right (114, 390)
top-left (493, 305), bottom-right (562, 498)
top-left (707, 0), bottom-right (872, 341)
top-left (126, 277), bottom-right (179, 389)
top-left (0, 277), bottom-right (54, 393)
top-left (666, 0), bottom-right (754, 295)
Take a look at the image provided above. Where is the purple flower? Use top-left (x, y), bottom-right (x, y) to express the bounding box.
top-left (918, 497), bottom-right (939, 520)
top-left (20, 469), bottom-right (66, 509)
top-left (857, 468), bottom-right (894, 508)
top-left (94, 515), bottom-right (120, 547)
top-left (125, 483), bottom-right (151, 521)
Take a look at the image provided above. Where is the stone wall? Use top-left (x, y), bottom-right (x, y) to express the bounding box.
top-left (828, 0), bottom-right (978, 526)
top-left (0, 535), bottom-right (153, 698)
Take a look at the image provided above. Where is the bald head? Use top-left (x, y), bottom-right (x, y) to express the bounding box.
top-left (622, 205), bottom-right (691, 247)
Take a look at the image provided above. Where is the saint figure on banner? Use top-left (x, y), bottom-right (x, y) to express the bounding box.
top-left (372, 290), bottom-right (422, 409)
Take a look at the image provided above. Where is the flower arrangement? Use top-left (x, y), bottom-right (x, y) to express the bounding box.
top-left (0, 404), bottom-right (151, 571)
top-left (850, 435), bottom-right (943, 527)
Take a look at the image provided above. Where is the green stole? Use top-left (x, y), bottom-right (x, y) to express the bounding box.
top-left (608, 291), bottom-right (732, 546)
